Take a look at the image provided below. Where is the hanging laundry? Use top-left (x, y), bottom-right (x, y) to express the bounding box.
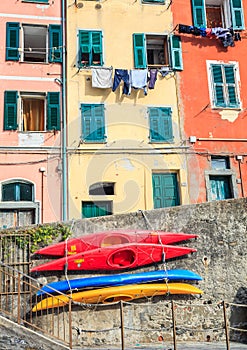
top-left (92, 67), bottom-right (113, 88)
top-left (129, 69), bottom-right (148, 95)
top-left (178, 24), bottom-right (193, 34)
top-left (148, 69), bottom-right (158, 89)
top-left (211, 27), bottom-right (235, 47)
top-left (159, 66), bottom-right (171, 77)
top-left (112, 69), bottom-right (130, 95)
top-left (177, 23), bottom-right (240, 48)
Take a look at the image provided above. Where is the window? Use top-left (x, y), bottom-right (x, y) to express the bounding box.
top-left (81, 104), bottom-right (106, 142)
top-left (82, 201), bottom-right (112, 218)
top-left (191, 0), bottom-right (244, 30)
top-left (22, 0), bottom-right (49, 3)
top-left (4, 91), bottom-right (61, 131)
top-left (78, 30), bottom-right (103, 67)
top-left (133, 34), bottom-right (183, 70)
top-left (89, 182), bottom-right (115, 195)
top-left (209, 175), bottom-right (233, 200)
top-left (6, 23), bottom-right (62, 63)
top-left (211, 156), bottom-right (230, 169)
top-left (208, 63), bottom-right (240, 109)
top-left (2, 182), bottom-right (33, 201)
top-left (149, 107), bottom-right (173, 142)
top-left (142, 0), bottom-right (165, 4)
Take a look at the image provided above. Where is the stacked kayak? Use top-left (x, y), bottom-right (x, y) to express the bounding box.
top-left (37, 269), bottom-right (203, 296)
top-left (32, 283), bottom-right (203, 311)
top-left (31, 229), bottom-right (203, 310)
top-left (32, 229), bottom-right (198, 257)
top-left (31, 243), bottom-right (197, 273)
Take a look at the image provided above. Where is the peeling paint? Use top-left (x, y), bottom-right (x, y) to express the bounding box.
top-left (18, 133), bottom-right (44, 147)
top-left (219, 110), bottom-right (239, 122)
top-left (118, 158), bottom-right (135, 171)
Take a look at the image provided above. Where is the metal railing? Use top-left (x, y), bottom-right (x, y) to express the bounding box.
top-left (0, 262), bottom-right (72, 348)
top-left (0, 261), bottom-right (246, 350)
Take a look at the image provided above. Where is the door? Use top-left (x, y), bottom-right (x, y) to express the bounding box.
top-left (209, 175), bottom-right (233, 200)
top-left (0, 209), bottom-right (35, 228)
top-left (152, 173), bottom-right (180, 209)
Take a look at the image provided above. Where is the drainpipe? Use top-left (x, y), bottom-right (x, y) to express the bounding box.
top-left (61, 0), bottom-right (67, 221)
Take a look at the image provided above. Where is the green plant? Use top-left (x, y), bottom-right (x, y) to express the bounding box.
top-left (15, 224), bottom-right (72, 253)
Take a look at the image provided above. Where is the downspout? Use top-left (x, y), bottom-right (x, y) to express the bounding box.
top-left (61, 0), bottom-right (67, 221)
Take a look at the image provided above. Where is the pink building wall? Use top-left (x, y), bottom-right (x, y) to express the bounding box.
top-left (0, 0), bottom-right (63, 226)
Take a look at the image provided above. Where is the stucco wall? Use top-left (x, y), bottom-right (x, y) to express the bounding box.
top-left (29, 198), bottom-right (247, 347)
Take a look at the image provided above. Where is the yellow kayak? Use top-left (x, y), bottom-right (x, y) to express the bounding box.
top-left (32, 283), bottom-right (203, 311)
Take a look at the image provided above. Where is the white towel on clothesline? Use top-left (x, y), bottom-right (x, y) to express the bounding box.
top-left (92, 67), bottom-right (113, 88)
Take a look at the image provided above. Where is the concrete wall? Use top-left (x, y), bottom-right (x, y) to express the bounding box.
top-left (29, 198), bottom-right (247, 347)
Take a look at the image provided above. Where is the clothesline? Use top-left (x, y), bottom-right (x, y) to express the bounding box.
top-left (177, 24), bottom-right (241, 48)
top-left (91, 67), bottom-right (172, 95)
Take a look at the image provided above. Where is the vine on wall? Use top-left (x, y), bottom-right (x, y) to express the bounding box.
top-left (15, 223), bottom-right (72, 253)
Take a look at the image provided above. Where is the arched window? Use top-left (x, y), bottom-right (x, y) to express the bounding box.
top-left (2, 181), bottom-right (34, 202)
top-left (89, 182), bottom-right (115, 196)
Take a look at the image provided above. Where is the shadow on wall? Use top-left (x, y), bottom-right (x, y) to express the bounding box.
top-left (230, 287), bottom-right (247, 344)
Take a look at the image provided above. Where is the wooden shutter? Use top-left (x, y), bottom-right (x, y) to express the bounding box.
top-left (6, 22), bottom-right (20, 61)
top-left (224, 65), bottom-right (239, 107)
top-left (170, 35), bottom-right (183, 71)
top-left (81, 104), bottom-right (105, 142)
top-left (49, 25), bottom-right (62, 63)
top-left (211, 64), bottom-right (239, 108)
top-left (79, 31), bottom-right (91, 53)
top-left (230, 0), bottom-right (245, 30)
top-left (92, 31), bottom-right (103, 65)
top-left (4, 91), bottom-right (18, 130)
top-left (149, 107), bottom-right (173, 142)
top-left (211, 65), bottom-right (225, 107)
top-left (47, 92), bottom-right (61, 130)
top-left (191, 0), bottom-right (207, 27)
top-left (133, 34), bottom-right (147, 69)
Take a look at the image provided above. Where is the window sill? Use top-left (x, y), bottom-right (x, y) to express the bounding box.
top-left (22, 0), bottom-right (49, 3)
top-left (212, 106), bottom-right (241, 111)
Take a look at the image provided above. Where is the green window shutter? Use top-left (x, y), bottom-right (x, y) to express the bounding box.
top-left (47, 92), bottom-right (61, 130)
top-left (4, 91), bottom-right (18, 130)
top-left (6, 22), bottom-right (20, 61)
top-left (170, 35), bottom-right (183, 71)
top-left (224, 65), bottom-right (238, 107)
top-left (211, 65), bottom-right (225, 107)
top-left (191, 0), bottom-right (206, 27)
top-left (49, 25), bottom-right (62, 63)
top-left (149, 107), bottom-right (173, 142)
top-left (211, 64), bottom-right (239, 108)
top-left (92, 31), bottom-right (103, 65)
top-left (79, 31), bottom-right (91, 53)
top-left (79, 31), bottom-right (91, 66)
top-left (81, 104), bottom-right (105, 142)
top-left (230, 0), bottom-right (245, 30)
top-left (133, 33), bottom-right (147, 69)
top-left (92, 32), bottom-right (102, 53)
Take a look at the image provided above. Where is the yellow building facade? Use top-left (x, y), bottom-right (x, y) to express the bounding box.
top-left (66, 0), bottom-right (189, 219)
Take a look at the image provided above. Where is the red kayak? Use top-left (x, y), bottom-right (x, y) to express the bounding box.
top-left (31, 243), bottom-right (197, 272)
top-left (32, 230), bottom-right (198, 257)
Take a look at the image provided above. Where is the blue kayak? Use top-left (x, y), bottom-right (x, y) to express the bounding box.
top-left (37, 269), bottom-right (202, 296)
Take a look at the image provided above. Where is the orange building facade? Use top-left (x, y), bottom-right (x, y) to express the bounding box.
top-left (0, 0), bottom-right (63, 226)
top-left (172, 0), bottom-right (247, 203)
